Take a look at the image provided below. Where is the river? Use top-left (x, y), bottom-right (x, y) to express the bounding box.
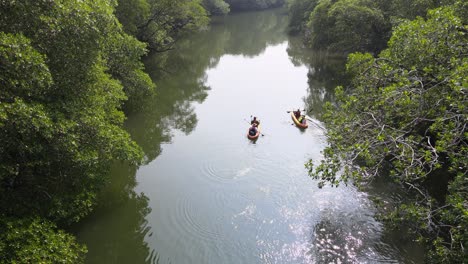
top-left (74, 8), bottom-right (424, 264)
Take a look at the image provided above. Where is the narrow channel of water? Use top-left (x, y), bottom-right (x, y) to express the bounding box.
top-left (75, 8), bottom-right (424, 264)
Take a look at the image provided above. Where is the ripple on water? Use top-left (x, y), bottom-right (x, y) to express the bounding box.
top-left (169, 194), bottom-right (226, 245)
top-left (212, 189), bottom-right (251, 215)
top-left (198, 152), bottom-right (254, 184)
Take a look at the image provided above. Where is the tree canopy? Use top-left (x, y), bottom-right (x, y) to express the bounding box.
top-left (288, 0), bottom-right (458, 54)
top-left (116, 0), bottom-right (210, 52)
top-left (202, 0), bottom-right (231, 15)
top-left (308, 0), bottom-right (388, 53)
top-left (307, 3), bottom-right (467, 262)
top-left (0, 0), bottom-right (144, 223)
top-left (286, 0), bottom-right (319, 34)
top-left (0, 217), bottom-right (86, 263)
top-left (0, 0), bottom-right (152, 260)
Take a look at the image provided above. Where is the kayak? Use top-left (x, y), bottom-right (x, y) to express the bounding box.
top-left (291, 112), bottom-right (308, 129)
top-left (247, 124), bottom-right (260, 140)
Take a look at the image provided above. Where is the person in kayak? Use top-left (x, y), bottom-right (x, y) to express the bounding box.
top-left (298, 115), bottom-right (305, 124)
top-left (293, 109), bottom-right (301, 119)
top-left (249, 123), bottom-right (258, 136)
top-left (251, 116), bottom-right (260, 126)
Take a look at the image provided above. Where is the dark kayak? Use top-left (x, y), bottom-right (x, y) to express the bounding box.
top-left (247, 124), bottom-right (260, 140)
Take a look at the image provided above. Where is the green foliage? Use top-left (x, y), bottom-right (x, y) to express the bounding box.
top-left (454, 0), bottom-right (468, 24)
top-left (0, 0), bottom-right (144, 222)
top-left (202, 0), bottom-right (231, 15)
top-left (305, 0), bottom-right (335, 48)
top-left (306, 0), bottom-right (390, 54)
top-left (0, 33), bottom-right (52, 102)
top-left (379, 0), bottom-right (449, 20)
top-left (0, 217), bottom-right (86, 263)
top-left (291, 0), bottom-right (456, 54)
top-left (0, 0), bottom-right (154, 260)
top-left (0, 0), bottom-right (166, 261)
top-left (286, 0), bottom-right (318, 34)
top-left (307, 3), bottom-right (467, 262)
top-left (116, 0), bottom-right (209, 51)
top-left (103, 30), bottom-right (156, 109)
top-left (115, 0), bottom-right (151, 35)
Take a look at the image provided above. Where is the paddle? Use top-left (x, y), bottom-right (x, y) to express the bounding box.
top-left (286, 109), bottom-right (306, 113)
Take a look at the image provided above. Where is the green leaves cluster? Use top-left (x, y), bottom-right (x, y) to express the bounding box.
top-left (202, 0), bottom-right (231, 15)
top-left (309, 0), bottom-right (388, 53)
top-left (0, 0), bottom-right (156, 261)
top-left (287, 0), bottom-right (457, 54)
top-left (0, 217), bottom-right (86, 263)
top-left (116, 0), bottom-right (210, 52)
top-left (307, 3), bottom-right (467, 262)
top-left (286, 0), bottom-right (319, 34)
top-left (0, 0), bottom-right (145, 223)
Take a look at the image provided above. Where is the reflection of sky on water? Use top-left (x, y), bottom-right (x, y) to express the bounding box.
top-left (76, 8), bottom-right (424, 264)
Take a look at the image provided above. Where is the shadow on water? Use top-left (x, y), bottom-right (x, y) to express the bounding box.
top-left (286, 36), bottom-right (348, 120)
top-left (72, 163), bottom-right (156, 263)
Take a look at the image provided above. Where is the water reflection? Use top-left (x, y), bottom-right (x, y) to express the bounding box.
top-left (74, 164), bottom-right (155, 263)
top-left (213, 9), bottom-right (288, 56)
top-left (287, 36), bottom-right (348, 119)
top-left (75, 8), bottom-right (293, 263)
top-left (74, 7), bottom-right (424, 264)
top-left (129, 8), bottom-right (290, 164)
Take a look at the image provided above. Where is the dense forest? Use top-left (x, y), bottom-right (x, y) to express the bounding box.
top-left (0, 0), bottom-right (466, 262)
top-left (287, 0), bottom-right (467, 262)
top-left (287, 0), bottom-right (463, 54)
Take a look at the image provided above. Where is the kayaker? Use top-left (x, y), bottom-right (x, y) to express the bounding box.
top-left (251, 116), bottom-right (260, 126)
top-left (294, 109), bottom-right (301, 119)
top-left (298, 115), bottom-right (305, 124)
top-left (249, 124), bottom-right (258, 136)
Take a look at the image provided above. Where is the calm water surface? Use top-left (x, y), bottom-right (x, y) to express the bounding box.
top-left (75, 8), bottom-right (424, 264)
